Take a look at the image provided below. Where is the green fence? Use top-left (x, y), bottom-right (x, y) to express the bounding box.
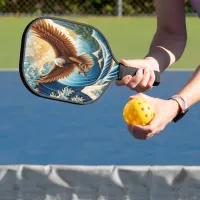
top-left (0, 0), bottom-right (195, 16)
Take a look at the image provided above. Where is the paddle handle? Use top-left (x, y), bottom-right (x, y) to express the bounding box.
top-left (117, 63), bottom-right (161, 86)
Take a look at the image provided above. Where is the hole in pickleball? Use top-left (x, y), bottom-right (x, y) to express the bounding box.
top-left (138, 102), bottom-right (141, 105)
top-left (145, 114), bottom-right (148, 117)
top-left (141, 108), bottom-right (144, 111)
top-left (148, 107), bottom-right (150, 110)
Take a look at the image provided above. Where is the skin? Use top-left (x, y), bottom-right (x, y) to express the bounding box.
top-left (116, 0), bottom-right (200, 140)
top-left (116, 0), bottom-right (187, 91)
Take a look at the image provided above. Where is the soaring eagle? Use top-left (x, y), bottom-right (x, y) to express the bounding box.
top-left (31, 20), bottom-right (94, 84)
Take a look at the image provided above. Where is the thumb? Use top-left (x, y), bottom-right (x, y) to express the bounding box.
top-left (147, 111), bottom-right (162, 132)
top-left (120, 59), bottom-right (147, 69)
top-left (135, 113), bottom-right (161, 137)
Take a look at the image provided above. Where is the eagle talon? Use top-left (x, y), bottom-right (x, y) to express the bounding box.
top-left (77, 70), bottom-right (87, 77)
top-left (79, 63), bottom-right (84, 69)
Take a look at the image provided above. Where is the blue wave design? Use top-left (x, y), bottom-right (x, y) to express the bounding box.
top-left (91, 30), bottom-right (119, 83)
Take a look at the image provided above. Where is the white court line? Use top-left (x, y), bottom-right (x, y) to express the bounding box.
top-left (0, 68), bottom-right (18, 71)
top-left (166, 68), bottom-right (194, 71)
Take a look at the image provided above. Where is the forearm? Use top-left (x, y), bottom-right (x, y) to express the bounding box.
top-left (145, 30), bottom-right (187, 73)
top-left (176, 66), bottom-right (200, 107)
top-left (144, 0), bottom-right (187, 73)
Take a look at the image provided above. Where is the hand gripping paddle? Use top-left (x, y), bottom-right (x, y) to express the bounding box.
top-left (19, 17), bottom-right (160, 105)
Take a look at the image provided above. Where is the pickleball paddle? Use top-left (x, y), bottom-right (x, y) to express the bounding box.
top-left (19, 17), bottom-right (160, 105)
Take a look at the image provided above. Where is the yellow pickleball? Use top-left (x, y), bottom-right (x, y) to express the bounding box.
top-left (123, 98), bottom-right (155, 126)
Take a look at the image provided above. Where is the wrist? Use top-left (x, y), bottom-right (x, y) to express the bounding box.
top-left (144, 56), bottom-right (160, 72)
top-left (145, 46), bottom-right (176, 73)
top-left (170, 95), bottom-right (188, 111)
top-left (168, 95), bottom-right (189, 122)
top-left (168, 99), bottom-right (181, 117)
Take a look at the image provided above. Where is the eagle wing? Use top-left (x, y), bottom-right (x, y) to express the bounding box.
top-left (31, 20), bottom-right (78, 57)
top-left (37, 64), bottom-right (75, 84)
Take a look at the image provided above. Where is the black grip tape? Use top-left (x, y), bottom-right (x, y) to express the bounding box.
top-left (117, 63), bottom-right (160, 86)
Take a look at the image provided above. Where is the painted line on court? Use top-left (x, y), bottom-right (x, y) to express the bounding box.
top-left (0, 69), bottom-right (18, 71)
top-left (166, 68), bottom-right (194, 71)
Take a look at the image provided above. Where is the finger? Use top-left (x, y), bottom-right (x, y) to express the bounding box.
top-left (116, 59), bottom-right (148, 87)
top-left (146, 123), bottom-right (166, 139)
top-left (129, 93), bottom-right (145, 100)
top-left (120, 59), bottom-right (147, 68)
top-left (132, 125), bottom-right (152, 139)
top-left (134, 68), bottom-right (152, 93)
top-left (144, 85), bottom-right (153, 92)
top-left (127, 124), bottom-right (147, 140)
top-left (147, 69), bottom-right (156, 88)
top-left (138, 67), bottom-right (151, 88)
top-left (130, 118), bottom-right (160, 137)
top-left (127, 69), bottom-right (143, 89)
top-left (149, 116), bottom-right (161, 128)
top-left (127, 124), bottom-right (133, 133)
top-left (144, 116), bottom-right (162, 136)
top-left (135, 85), bottom-right (152, 93)
top-left (127, 124), bottom-right (141, 139)
top-left (129, 92), bottom-right (148, 101)
top-left (135, 125), bottom-right (155, 135)
top-left (115, 75), bottom-right (132, 86)
top-left (146, 128), bottom-right (160, 139)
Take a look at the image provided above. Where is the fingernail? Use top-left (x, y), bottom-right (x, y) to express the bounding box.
top-left (120, 59), bottom-right (127, 64)
top-left (130, 83), bottom-right (136, 89)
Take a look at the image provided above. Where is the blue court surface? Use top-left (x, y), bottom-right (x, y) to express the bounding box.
top-left (0, 70), bottom-right (199, 165)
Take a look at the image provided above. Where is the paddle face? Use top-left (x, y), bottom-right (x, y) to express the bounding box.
top-left (19, 17), bottom-right (119, 105)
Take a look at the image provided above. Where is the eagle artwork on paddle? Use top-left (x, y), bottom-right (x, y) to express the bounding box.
top-left (31, 20), bottom-right (94, 84)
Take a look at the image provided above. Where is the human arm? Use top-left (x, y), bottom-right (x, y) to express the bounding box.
top-left (176, 65), bottom-right (200, 107)
top-left (145, 0), bottom-right (187, 73)
top-left (127, 66), bottom-right (200, 140)
top-left (116, 0), bottom-right (187, 91)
